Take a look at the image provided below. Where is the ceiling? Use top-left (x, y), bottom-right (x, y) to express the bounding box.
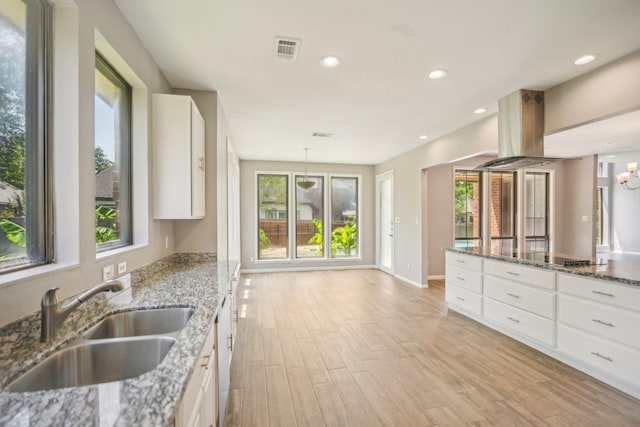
top-left (114, 0), bottom-right (640, 165)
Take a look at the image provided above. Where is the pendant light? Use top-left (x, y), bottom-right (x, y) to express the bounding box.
top-left (297, 148), bottom-right (316, 190)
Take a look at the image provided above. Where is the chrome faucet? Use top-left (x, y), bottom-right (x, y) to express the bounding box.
top-left (41, 280), bottom-right (125, 342)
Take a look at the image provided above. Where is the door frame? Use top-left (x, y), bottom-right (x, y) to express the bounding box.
top-left (376, 170), bottom-right (394, 274)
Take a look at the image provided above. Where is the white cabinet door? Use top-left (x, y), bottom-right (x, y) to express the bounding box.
top-left (153, 94), bottom-right (206, 219)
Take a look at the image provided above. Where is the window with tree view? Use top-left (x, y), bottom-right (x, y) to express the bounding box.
top-left (95, 53), bottom-right (131, 251)
top-left (295, 175), bottom-right (323, 258)
top-left (0, 0), bottom-right (49, 272)
top-left (454, 170), bottom-right (481, 249)
top-left (489, 171), bottom-right (516, 251)
top-left (330, 177), bottom-right (358, 258)
top-left (258, 174), bottom-right (288, 259)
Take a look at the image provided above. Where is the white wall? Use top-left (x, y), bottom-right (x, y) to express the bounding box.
top-left (0, 0), bottom-right (175, 326)
top-left (240, 160), bottom-right (375, 270)
top-left (611, 158), bottom-right (640, 253)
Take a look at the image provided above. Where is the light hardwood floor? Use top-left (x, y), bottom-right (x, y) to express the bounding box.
top-left (224, 270), bottom-right (640, 426)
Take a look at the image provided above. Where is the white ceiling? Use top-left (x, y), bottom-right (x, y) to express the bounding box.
top-left (114, 0), bottom-right (640, 165)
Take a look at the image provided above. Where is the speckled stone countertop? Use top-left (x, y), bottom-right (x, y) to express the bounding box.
top-left (0, 253), bottom-right (239, 426)
top-left (445, 247), bottom-right (640, 287)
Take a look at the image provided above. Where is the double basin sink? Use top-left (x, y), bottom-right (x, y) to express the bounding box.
top-left (6, 307), bottom-right (195, 392)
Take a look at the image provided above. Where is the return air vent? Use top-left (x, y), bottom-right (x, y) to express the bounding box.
top-left (274, 37), bottom-right (301, 60)
top-left (312, 132), bottom-right (333, 138)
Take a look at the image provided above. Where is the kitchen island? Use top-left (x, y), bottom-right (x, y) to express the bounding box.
top-left (445, 247), bottom-right (640, 400)
top-left (0, 253), bottom-right (239, 426)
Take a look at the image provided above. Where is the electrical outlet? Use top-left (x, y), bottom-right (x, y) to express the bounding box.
top-left (117, 261), bottom-right (127, 274)
top-left (103, 265), bottom-right (114, 281)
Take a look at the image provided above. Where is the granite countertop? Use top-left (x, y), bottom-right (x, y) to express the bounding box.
top-left (0, 253), bottom-right (239, 426)
top-left (445, 247), bottom-right (640, 287)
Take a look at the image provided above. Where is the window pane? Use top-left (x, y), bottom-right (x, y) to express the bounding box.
top-left (295, 176), bottom-right (324, 258)
top-left (258, 174), bottom-right (288, 259)
top-left (330, 177), bottom-right (358, 257)
top-left (0, 0), bottom-right (48, 272)
top-left (95, 54), bottom-right (131, 251)
top-left (454, 170), bottom-right (481, 248)
top-left (525, 172), bottom-right (549, 251)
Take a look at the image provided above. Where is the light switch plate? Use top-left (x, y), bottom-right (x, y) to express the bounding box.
top-left (103, 265), bottom-right (114, 281)
top-left (117, 262), bottom-right (127, 274)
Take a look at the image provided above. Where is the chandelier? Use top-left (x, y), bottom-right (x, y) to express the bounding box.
top-left (297, 148), bottom-right (316, 190)
top-left (617, 162), bottom-right (640, 190)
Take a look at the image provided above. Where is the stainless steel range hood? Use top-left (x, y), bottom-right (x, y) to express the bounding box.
top-left (476, 89), bottom-right (560, 170)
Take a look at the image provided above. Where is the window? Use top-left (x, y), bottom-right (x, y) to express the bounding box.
top-left (94, 53), bottom-right (131, 251)
top-left (330, 176), bottom-right (358, 257)
top-left (489, 171), bottom-right (516, 251)
top-left (295, 175), bottom-right (323, 258)
top-left (454, 170), bottom-right (481, 249)
top-left (0, 0), bottom-right (50, 273)
top-left (257, 174), bottom-right (288, 259)
top-left (524, 172), bottom-right (549, 251)
top-left (256, 172), bottom-right (361, 261)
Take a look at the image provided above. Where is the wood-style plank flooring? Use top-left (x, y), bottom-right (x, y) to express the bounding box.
top-left (224, 270), bottom-right (640, 426)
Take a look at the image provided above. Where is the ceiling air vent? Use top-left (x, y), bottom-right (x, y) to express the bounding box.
top-left (312, 132), bottom-right (333, 138)
top-left (274, 37), bottom-right (301, 60)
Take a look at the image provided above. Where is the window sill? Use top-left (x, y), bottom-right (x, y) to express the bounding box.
top-left (96, 243), bottom-right (148, 261)
top-left (0, 262), bottom-right (79, 290)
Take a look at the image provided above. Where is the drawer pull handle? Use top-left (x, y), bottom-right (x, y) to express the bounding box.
top-left (456, 260), bottom-right (466, 264)
top-left (506, 293), bottom-right (520, 299)
top-left (592, 319), bottom-right (614, 327)
top-left (506, 271), bottom-right (520, 276)
top-left (455, 297), bottom-right (466, 302)
top-left (507, 317), bottom-right (520, 323)
top-left (590, 352), bottom-right (613, 362)
top-left (456, 276), bottom-right (466, 281)
top-left (592, 290), bottom-right (614, 297)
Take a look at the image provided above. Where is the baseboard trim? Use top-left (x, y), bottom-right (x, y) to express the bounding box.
top-left (241, 264), bottom-right (377, 274)
top-left (427, 275), bottom-right (445, 280)
top-left (393, 273), bottom-right (427, 289)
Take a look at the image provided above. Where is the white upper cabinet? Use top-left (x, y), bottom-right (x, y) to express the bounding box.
top-left (152, 94), bottom-right (206, 219)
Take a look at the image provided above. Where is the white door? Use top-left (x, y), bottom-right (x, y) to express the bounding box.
top-left (376, 171), bottom-right (394, 273)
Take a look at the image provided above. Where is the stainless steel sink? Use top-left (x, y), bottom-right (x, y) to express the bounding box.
top-left (6, 336), bottom-right (176, 392)
top-left (84, 307), bottom-right (195, 339)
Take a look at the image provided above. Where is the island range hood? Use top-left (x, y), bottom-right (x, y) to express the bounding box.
top-left (476, 89), bottom-right (560, 170)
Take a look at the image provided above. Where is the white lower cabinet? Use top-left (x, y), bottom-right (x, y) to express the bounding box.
top-left (177, 322), bottom-right (217, 427)
top-left (484, 298), bottom-right (554, 346)
top-left (558, 324), bottom-right (640, 387)
top-left (445, 252), bottom-right (640, 399)
top-left (445, 253), bottom-right (483, 316)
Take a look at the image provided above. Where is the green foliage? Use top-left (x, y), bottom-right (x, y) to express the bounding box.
top-left (308, 218), bottom-right (323, 256)
top-left (331, 222), bottom-right (357, 256)
top-left (95, 205), bottom-right (117, 244)
top-left (258, 228), bottom-right (271, 250)
top-left (0, 21), bottom-right (26, 190)
top-left (94, 146), bottom-right (113, 174)
top-left (0, 219), bottom-right (26, 247)
top-left (454, 181), bottom-right (475, 223)
top-left (2, 193), bottom-right (24, 218)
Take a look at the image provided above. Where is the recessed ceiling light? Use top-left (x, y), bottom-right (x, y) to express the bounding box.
top-left (574, 54), bottom-right (597, 65)
top-left (320, 56), bottom-right (341, 68)
top-left (474, 108), bottom-right (487, 114)
top-left (428, 69), bottom-right (447, 79)
top-left (419, 135), bottom-right (428, 140)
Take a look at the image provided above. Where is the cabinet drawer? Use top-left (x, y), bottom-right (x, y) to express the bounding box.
top-left (485, 276), bottom-right (555, 319)
top-left (484, 298), bottom-right (554, 346)
top-left (484, 260), bottom-right (555, 290)
top-left (445, 265), bottom-right (483, 293)
top-left (558, 324), bottom-right (640, 387)
top-left (558, 274), bottom-right (640, 312)
top-left (446, 284), bottom-right (482, 316)
top-left (445, 252), bottom-right (482, 272)
top-left (559, 294), bottom-right (640, 350)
